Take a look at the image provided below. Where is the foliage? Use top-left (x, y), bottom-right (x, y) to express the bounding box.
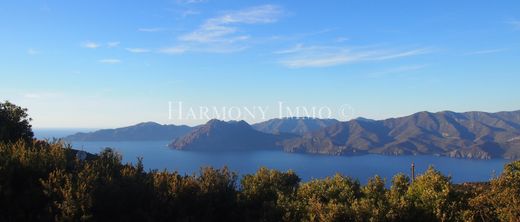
top-left (294, 174), bottom-right (360, 221)
top-left (352, 175), bottom-right (389, 222)
top-left (386, 173), bottom-right (412, 221)
top-left (0, 101), bottom-right (34, 143)
top-left (1, 140), bottom-right (519, 221)
top-left (464, 161), bottom-right (520, 222)
top-left (406, 166), bottom-right (461, 221)
top-left (240, 167), bottom-right (300, 221)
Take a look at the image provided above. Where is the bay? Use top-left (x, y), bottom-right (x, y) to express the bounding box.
top-left (70, 140), bottom-right (509, 184)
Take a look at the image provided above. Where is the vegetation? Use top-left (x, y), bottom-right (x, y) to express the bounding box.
top-left (1, 101), bottom-right (519, 221)
top-left (0, 101), bottom-right (33, 143)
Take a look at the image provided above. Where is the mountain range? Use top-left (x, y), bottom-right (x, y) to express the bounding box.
top-left (64, 122), bottom-right (192, 141)
top-left (64, 117), bottom-right (331, 141)
top-left (282, 111), bottom-right (520, 159)
top-left (64, 110), bottom-right (520, 159)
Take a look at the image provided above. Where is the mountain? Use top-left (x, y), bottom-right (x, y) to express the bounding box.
top-left (63, 110), bottom-right (520, 159)
top-left (169, 119), bottom-right (296, 150)
top-left (282, 110), bottom-right (520, 159)
top-left (252, 117), bottom-right (339, 135)
top-left (64, 122), bottom-right (193, 141)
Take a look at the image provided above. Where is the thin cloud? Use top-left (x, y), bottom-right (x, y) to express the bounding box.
top-left (107, 41), bottom-right (120, 48)
top-left (370, 48), bottom-right (431, 60)
top-left (27, 48), bottom-right (40, 55)
top-left (172, 5), bottom-right (283, 53)
top-left (268, 28), bottom-right (335, 42)
top-left (464, 48), bottom-right (508, 55)
top-left (82, 41), bottom-right (101, 49)
top-left (277, 44), bottom-right (433, 68)
top-left (367, 65), bottom-right (427, 78)
top-left (126, 48), bottom-right (150, 53)
top-left (158, 46), bottom-right (187, 54)
top-left (177, 0), bottom-right (206, 4)
top-left (283, 54), bottom-right (354, 68)
top-left (98, 59), bottom-right (121, 64)
top-left (274, 44), bottom-right (307, 54)
top-left (180, 5), bottom-right (282, 43)
top-left (336, 37), bottom-right (349, 43)
top-left (181, 10), bottom-right (200, 17)
top-left (159, 44), bottom-right (248, 54)
top-left (138, 27), bottom-right (166, 32)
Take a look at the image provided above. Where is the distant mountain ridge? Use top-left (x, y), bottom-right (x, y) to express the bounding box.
top-left (282, 110), bottom-right (520, 159)
top-left (252, 117), bottom-right (339, 135)
top-left (64, 122), bottom-right (193, 141)
top-left (64, 118), bottom-right (336, 141)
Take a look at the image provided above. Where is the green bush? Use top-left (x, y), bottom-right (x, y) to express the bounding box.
top-left (0, 101), bottom-right (34, 143)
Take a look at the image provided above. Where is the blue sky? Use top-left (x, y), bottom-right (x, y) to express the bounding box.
top-left (1, 0), bottom-right (519, 128)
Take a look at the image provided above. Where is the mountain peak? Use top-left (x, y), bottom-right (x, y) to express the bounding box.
top-left (170, 119), bottom-right (292, 150)
top-left (135, 121), bottom-right (162, 127)
top-left (204, 119), bottom-right (251, 129)
top-left (354, 117), bottom-right (376, 122)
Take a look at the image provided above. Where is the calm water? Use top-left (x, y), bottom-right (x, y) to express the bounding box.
top-left (67, 140), bottom-right (510, 184)
top-left (34, 128), bottom-right (98, 140)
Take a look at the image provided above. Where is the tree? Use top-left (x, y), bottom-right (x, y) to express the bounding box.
top-left (386, 173), bottom-right (412, 221)
top-left (195, 166), bottom-right (238, 221)
top-left (240, 167), bottom-right (300, 221)
top-left (468, 161), bottom-right (520, 221)
top-left (463, 182), bottom-right (497, 222)
top-left (0, 101), bottom-right (33, 143)
top-left (0, 140), bottom-right (72, 221)
top-left (352, 175), bottom-right (389, 222)
top-left (296, 174), bottom-right (360, 221)
top-left (406, 166), bottom-right (460, 222)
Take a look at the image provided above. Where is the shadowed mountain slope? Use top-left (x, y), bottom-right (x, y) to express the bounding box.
top-left (282, 110), bottom-right (520, 159)
top-left (65, 122), bottom-right (193, 141)
top-left (169, 119), bottom-right (296, 150)
top-left (252, 117), bottom-right (339, 135)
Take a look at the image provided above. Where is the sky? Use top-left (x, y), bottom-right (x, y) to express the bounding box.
top-left (1, 0), bottom-right (519, 128)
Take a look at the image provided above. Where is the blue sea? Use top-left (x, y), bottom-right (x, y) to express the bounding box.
top-left (34, 129), bottom-right (511, 184)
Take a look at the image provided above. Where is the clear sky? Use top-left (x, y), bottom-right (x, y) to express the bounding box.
top-left (1, 0), bottom-right (519, 128)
